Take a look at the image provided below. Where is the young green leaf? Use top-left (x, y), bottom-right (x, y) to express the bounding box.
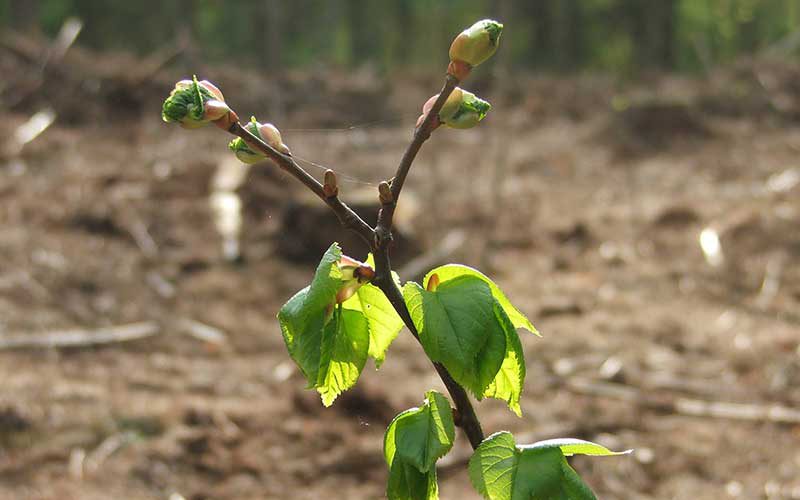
top-left (340, 253), bottom-right (404, 368)
top-left (393, 391), bottom-right (455, 472)
top-left (403, 276), bottom-right (507, 397)
top-left (277, 243), bottom-right (370, 406)
top-left (423, 265), bottom-right (538, 335)
top-left (387, 459), bottom-right (439, 500)
top-left (342, 283), bottom-right (404, 368)
top-left (316, 306), bottom-right (369, 406)
top-left (482, 303), bottom-right (526, 416)
top-left (521, 438), bottom-right (632, 457)
top-left (469, 432), bottom-right (630, 500)
top-left (384, 391), bottom-right (455, 500)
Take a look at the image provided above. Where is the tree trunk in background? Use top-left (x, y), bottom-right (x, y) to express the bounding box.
top-left (260, 0), bottom-right (284, 120)
top-left (519, 0), bottom-right (555, 68)
top-left (347, 0), bottom-right (371, 64)
top-left (648, 0), bottom-right (677, 68)
top-left (9, 0), bottom-right (38, 33)
top-left (658, 0), bottom-right (677, 68)
top-left (622, 0), bottom-right (675, 70)
top-left (495, 0), bottom-right (513, 73)
top-left (392, 0), bottom-right (413, 66)
top-left (178, 0), bottom-right (199, 69)
top-left (552, 0), bottom-right (584, 71)
top-left (322, 0), bottom-right (342, 64)
top-left (259, 0), bottom-right (283, 72)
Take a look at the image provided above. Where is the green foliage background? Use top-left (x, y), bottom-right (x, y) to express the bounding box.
top-left (2, 0), bottom-right (799, 74)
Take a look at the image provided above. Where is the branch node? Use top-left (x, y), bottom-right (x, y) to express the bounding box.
top-left (375, 224), bottom-right (393, 249)
top-left (452, 407), bottom-right (463, 426)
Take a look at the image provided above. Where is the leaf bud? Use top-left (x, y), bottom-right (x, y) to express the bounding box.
top-left (442, 89), bottom-right (491, 129)
top-left (448, 19), bottom-right (503, 78)
top-left (427, 273), bottom-right (440, 292)
top-left (419, 88), bottom-right (491, 130)
top-left (228, 117), bottom-right (291, 164)
top-left (378, 181), bottom-right (393, 204)
top-left (323, 169), bottom-right (339, 198)
top-left (162, 76), bottom-right (237, 129)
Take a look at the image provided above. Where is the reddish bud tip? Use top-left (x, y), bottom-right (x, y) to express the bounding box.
top-left (354, 265), bottom-right (375, 283)
top-left (427, 273), bottom-right (440, 292)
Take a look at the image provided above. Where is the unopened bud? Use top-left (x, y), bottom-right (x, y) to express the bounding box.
top-left (417, 89), bottom-right (465, 130)
top-left (335, 255), bottom-right (375, 303)
top-left (228, 117), bottom-right (290, 164)
top-left (258, 122), bottom-right (291, 155)
top-left (421, 87), bottom-right (491, 130)
top-left (323, 170), bottom-right (339, 198)
top-left (448, 19), bottom-right (503, 76)
top-left (427, 273), bottom-right (440, 292)
top-left (162, 76), bottom-right (236, 129)
top-left (378, 181), bottom-right (393, 204)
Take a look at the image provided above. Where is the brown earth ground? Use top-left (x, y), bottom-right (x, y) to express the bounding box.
top-left (1, 42), bottom-right (800, 499)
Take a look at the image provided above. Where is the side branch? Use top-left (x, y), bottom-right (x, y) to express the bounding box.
top-left (227, 121), bottom-right (375, 247)
top-left (376, 74), bottom-right (460, 241)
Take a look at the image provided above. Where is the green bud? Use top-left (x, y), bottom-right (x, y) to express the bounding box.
top-left (449, 19), bottom-right (503, 68)
top-left (421, 87), bottom-right (491, 130)
top-left (444, 89), bottom-right (491, 129)
top-left (162, 76), bottom-right (235, 129)
top-left (229, 117), bottom-right (265, 164)
top-left (417, 88), bottom-right (464, 129)
top-left (228, 117), bottom-right (290, 164)
top-left (439, 88), bottom-right (464, 121)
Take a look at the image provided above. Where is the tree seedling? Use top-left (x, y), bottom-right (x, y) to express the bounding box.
top-left (162, 19), bottom-right (630, 500)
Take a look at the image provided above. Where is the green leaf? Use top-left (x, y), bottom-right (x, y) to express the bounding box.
top-left (403, 276), bottom-right (506, 397)
top-left (423, 265), bottom-right (538, 335)
top-left (394, 391), bottom-right (455, 472)
top-left (468, 432), bottom-right (517, 500)
top-left (316, 306), bottom-right (369, 406)
top-left (406, 270), bottom-right (528, 414)
top-left (278, 243), bottom-right (342, 382)
top-left (161, 76), bottom-right (216, 124)
top-left (277, 243), bottom-right (370, 406)
top-left (469, 432), bottom-right (630, 500)
top-left (384, 391), bottom-right (454, 500)
top-left (342, 283), bottom-right (404, 368)
top-left (483, 303), bottom-right (525, 416)
top-left (387, 460), bottom-right (438, 500)
top-left (522, 438), bottom-right (632, 457)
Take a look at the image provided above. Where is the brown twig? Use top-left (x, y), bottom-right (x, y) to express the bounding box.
top-left (375, 74), bottom-right (460, 248)
top-left (227, 121), bottom-right (374, 247)
top-left (371, 273), bottom-right (485, 449)
top-left (367, 73), bottom-right (486, 450)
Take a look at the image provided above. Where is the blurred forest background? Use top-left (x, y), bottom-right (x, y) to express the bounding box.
top-left (2, 0), bottom-right (800, 74)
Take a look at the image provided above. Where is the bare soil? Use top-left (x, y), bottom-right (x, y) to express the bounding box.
top-left (1, 48), bottom-right (799, 499)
